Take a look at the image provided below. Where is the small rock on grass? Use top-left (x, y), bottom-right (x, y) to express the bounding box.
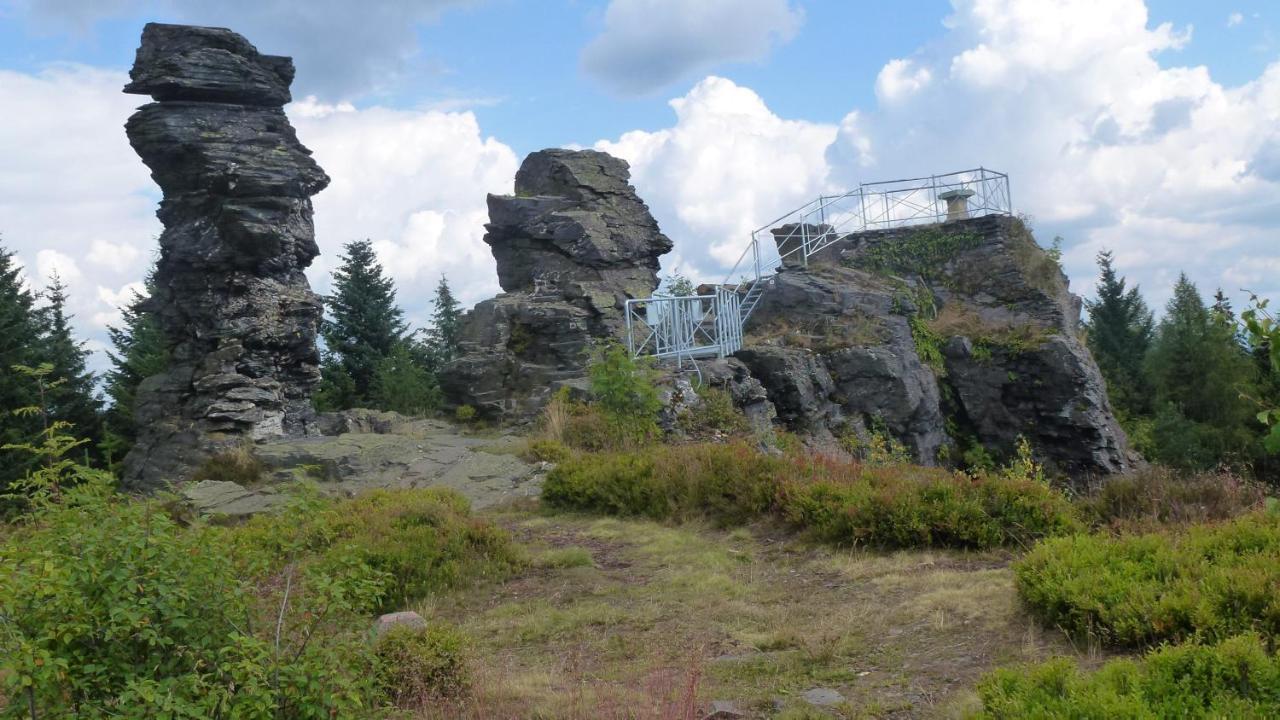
top-left (374, 611), bottom-right (426, 637)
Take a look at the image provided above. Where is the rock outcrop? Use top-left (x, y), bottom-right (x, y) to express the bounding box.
top-left (743, 215), bottom-right (1132, 478)
top-left (441, 149), bottom-right (672, 419)
top-left (121, 23), bottom-right (329, 488)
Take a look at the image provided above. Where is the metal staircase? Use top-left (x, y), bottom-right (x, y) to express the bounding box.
top-left (626, 168), bottom-right (1012, 365)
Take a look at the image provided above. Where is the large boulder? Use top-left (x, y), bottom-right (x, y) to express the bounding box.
top-left (741, 214), bottom-right (1133, 478)
top-left (121, 23), bottom-right (329, 489)
top-left (441, 149), bottom-right (672, 419)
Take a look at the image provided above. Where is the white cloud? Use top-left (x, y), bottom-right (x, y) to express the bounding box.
top-left (289, 98), bottom-right (519, 329)
top-left (875, 59), bottom-right (932, 104)
top-left (581, 0), bottom-right (803, 95)
top-left (823, 0), bottom-right (1280, 311)
top-left (595, 76), bottom-right (836, 279)
top-left (0, 64), bottom-right (157, 372)
top-left (1227, 12), bottom-right (1244, 28)
top-left (1, 68), bottom-right (518, 374)
top-left (36, 249), bottom-right (82, 284)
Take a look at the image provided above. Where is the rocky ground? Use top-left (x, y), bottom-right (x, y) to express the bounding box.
top-left (181, 411), bottom-right (544, 516)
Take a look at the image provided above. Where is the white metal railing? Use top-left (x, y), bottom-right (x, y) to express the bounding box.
top-left (625, 168), bottom-right (1011, 363)
top-left (624, 287), bottom-right (743, 366)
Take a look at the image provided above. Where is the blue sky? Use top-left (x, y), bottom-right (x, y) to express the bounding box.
top-left (1, 0), bottom-right (1278, 373)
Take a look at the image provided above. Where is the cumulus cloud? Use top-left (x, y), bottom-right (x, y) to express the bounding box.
top-left (595, 76), bottom-right (835, 279)
top-left (1, 67), bottom-right (518, 374)
top-left (875, 59), bottom-right (932, 104)
top-left (290, 97), bottom-right (519, 328)
top-left (822, 0), bottom-right (1280, 310)
top-left (581, 0), bottom-right (803, 95)
top-left (17, 0), bottom-right (473, 100)
top-left (1227, 12), bottom-right (1244, 28)
top-left (0, 64), bottom-right (158, 372)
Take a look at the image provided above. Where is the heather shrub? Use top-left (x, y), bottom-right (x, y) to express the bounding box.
top-left (778, 456), bottom-right (1078, 549)
top-left (543, 443), bottom-right (778, 525)
top-left (1078, 465), bottom-right (1267, 531)
top-left (375, 623), bottom-right (471, 706)
top-left (1014, 512), bottom-right (1280, 647)
top-left (544, 443), bottom-right (1079, 549)
top-left (977, 634), bottom-right (1280, 718)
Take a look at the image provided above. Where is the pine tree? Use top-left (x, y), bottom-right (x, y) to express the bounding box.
top-left (0, 243), bottom-right (46, 484)
top-left (321, 240), bottom-right (407, 402)
top-left (1085, 251), bottom-right (1155, 417)
top-left (1145, 274), bottom-right (1259, 469)
top-left (37, 274), bottom-right (103, 453)
top-left (103, 269), bottom-right (168, 450)
top-left (425, 275), bottom-right (463, 366)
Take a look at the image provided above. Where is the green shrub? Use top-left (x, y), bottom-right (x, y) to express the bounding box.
top-left (543, 443), bottom-right (780, 526)
top-left (375, 623), bottom-right (471, 706)
top-left (523, 438), bottom-right (571, 463)
top-left (454, 404), bottom-right (477, 423)
top-left (0, 478), bottom-right (381, 718)
top-left (225, 487), bottom-right (524, 613)
top-left (543, 443), bottom-right (1079, 549)
top-left (678, 386), bottom-right (750, 436)
top-left (1014, 512), bottom-right (1280, 647)
top-left (976, 634), bottom-right (1280, 718)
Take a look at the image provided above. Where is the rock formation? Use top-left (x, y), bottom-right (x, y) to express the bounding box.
top-left (121, 23), bottom-right (329, 488)
top-left (742, 215), bottom-right (1133, 478)
top-left (441, 149), bottom-right (672, 419)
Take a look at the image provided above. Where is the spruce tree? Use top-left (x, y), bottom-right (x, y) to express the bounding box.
top-left (321, 240), bottom-right (407, 401)
top-left (38, 274), bottom-right (103, 452)
top-left (0, 244), bottom-right (45, 484)
top-left (103, 270), bottom-right (168, 450)
top-left (1146, 274), bottom-right (1258, 469)
top-left (426, 274), bottom-right (463, 366)
top-left (1085, 251), bottom-right (1155, 417)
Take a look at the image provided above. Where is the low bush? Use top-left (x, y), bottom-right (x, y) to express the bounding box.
top-left (375, 623), bottom-right (471, 706)
top-left (778, 454), bottom-right (1077, 549)
top-left (1014, 512), bottom-right (1280, 647)
top-left (543, 443), bottom-right (1079, 549)
top-left (1078, 465), bottom-right (1267, 531)
top-left (0, 478), bottom-right (381, 718)
top-left (543, 443), bottom-right (778, 526)
top-left (224, 487), bottom-right (524, 613)
top-left (976, 634), bottom-right (1280, 718)
top-left (677, 386), bottom-right (751, 437)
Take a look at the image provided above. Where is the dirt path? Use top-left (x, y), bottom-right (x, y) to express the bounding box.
top-left (421, 508), bottom-right (1085, 719)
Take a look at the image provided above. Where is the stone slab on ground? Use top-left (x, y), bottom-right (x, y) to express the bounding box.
top-left (184, 414), bottom-right (543, 516)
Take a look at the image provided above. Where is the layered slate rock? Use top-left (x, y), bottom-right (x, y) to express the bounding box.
top-left (121, 23), bottom-right (330, 488)
top-left (743, 215), bottom-right (1132, 478)
top-left (441, 149), bottom-right (672, 419)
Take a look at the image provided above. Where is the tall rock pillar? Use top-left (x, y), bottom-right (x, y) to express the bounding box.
top-left (121, 23), bottom-right (330, 488)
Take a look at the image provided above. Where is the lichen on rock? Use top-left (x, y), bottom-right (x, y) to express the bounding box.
top-left (121, 23), bottom-right (329, 489)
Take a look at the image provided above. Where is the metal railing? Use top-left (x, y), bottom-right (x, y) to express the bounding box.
top-left (624, 168), bottom-right (1011, 363)
top-left (624, 287), bottom-right (743, 366)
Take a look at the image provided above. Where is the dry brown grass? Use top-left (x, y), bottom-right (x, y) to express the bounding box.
top-left (408, 510), bottom-right (1084, 718)
top-left (926, 304), bottom-right (1051, 354)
